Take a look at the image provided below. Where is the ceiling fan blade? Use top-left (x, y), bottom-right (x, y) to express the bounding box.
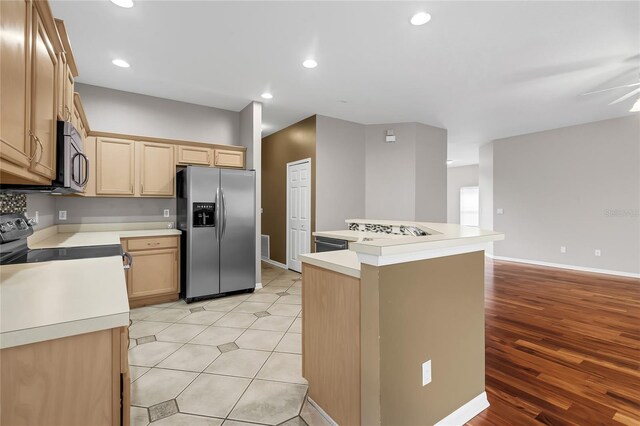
top-left (609, 87), bottom-right (640, 105)
top-left (582, 82), bottom-right (640, 96)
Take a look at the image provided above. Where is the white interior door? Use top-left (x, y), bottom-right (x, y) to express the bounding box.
top-left (287, 159), bottom-right (311, 272)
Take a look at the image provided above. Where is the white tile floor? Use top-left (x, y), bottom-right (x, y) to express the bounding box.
top-left (129, 263), bottom-right (330, 426)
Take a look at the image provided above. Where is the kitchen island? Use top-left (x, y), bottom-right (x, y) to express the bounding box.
top-left (300, 220), bottom-right (504, 426)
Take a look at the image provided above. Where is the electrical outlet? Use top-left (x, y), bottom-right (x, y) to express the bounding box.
top-left (560, 246), bottom-right (566, 253)
top-left (595, 249), bottom-right (601, 257)
top-left (163, 209), bottom-right (170, 218)
top-left (58, 210), bottom-right (67, 221)
top-left (35, 211), bottom-right (39, 223)
top-left (497, 208), bottom-right (504, 215)
top-left (422, 360), bottom-right (432, 386)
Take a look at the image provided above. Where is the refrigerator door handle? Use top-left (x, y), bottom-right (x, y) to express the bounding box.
top-left (215, 187), bottom-right (221, 241)
top-left (221, 189), bottom-right (228, 240)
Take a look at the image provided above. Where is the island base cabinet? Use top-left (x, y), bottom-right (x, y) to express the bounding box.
top-left (0, 327), bottom-right (130, 426)
top-left (302, 251), bottom-right (486, 426)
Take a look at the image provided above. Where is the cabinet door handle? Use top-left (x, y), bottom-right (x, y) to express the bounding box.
top-left (28, 131), bottom-right (43, 163)
top-left (147, 242), bottom-right (161, 246)
top-left (28, 131), bottom-right (38, 161)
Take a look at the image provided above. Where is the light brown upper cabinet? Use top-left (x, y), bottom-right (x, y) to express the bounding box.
top-left (138, 141), bottom-right (175, 197)
top-left (1, 0), bottom-right (60, 185)
top-left (176, 144), bottom-right (212, 166)
top-left (28, 3), bottom-right (58, 181)
top-left (0, 0), bottom-right (33, 172)
top-left (55, 53), bottom-right (73, 122)
top-left (96, 137), bottom-right (135, 195)
top-left (213, 148), bottom-right (245, 168)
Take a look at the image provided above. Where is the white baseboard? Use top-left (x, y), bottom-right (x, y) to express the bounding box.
top-left (255, 283), bottom-right (262, 289)
top-left (307, 397), bottom-right (338, 426)
top-left (435, 392), bottom-right (489, 426)
top-left (261, 258), bottom-right (288, 270)
top-left (486, 254), bottom-right (640, 279)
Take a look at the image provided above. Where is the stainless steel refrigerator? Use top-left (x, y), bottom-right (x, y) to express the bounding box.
top-left (177, 166), bottom-right (256, 302)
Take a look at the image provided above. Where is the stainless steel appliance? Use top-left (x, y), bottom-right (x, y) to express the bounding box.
top-left (0, 121), bottom-right (88, 194)
top-left (315, 236), bottom-right (349, 252)
top-left (0, 213), bottom-right (126, 266)
top-left (177, 166), bottom-right (256, 302)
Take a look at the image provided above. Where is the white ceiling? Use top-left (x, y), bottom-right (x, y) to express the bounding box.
top-left (51, 1), bottom-right (639, 166)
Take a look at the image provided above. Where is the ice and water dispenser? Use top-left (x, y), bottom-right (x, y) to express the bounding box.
top-left (193, 203), bottom-right (215, 227)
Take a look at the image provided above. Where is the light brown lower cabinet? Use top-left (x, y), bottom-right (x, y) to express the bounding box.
top-left (123, 236), bottom-right (180, 308)
top-left (0, 326), bottom-right (130, 426)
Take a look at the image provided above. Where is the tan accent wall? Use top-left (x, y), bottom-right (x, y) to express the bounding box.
top-left (261, 115), bottom-right (316, 264)
top-left (361, 251), bottom-right (486, 425)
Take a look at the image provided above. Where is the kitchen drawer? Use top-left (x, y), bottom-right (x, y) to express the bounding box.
top-left (126, 236), bottom-right (178, 251)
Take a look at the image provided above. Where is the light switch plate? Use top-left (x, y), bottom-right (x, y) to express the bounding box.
top-left (560, 246), bottom-right (566, 253)
top-left (422, 360), bottom-right (432, 386)
top-left (497, 208), bottom-right (504, 215)
top-left (163, 209), bottom-right (170, 218)
top-left (58, 210), bottom-right (67, 221)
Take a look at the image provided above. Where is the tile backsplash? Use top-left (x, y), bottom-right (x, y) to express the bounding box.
top-left (0, 193), bottom-right (27, 214)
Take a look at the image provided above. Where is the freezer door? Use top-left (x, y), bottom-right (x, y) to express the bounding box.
top-left (185, 167), bottom-right (221, 299)
top-left (220, 169), bottom-right (256, 293)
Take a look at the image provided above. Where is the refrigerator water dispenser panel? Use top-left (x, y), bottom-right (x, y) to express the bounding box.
top-left (193, 203), bottom-right (215, 227)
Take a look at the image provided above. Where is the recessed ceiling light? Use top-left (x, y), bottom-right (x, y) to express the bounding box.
top-left (110, 0), bottom-right (134, 8)
top-left (112, 58), bottom-right (130, 68)
top-left (410, 12), bottom-right (431, 26)
top-left (631, 98), bottom-right (640, 112)
top-left (261, 92), bottom-right (273, 99)
top-left (303, 59), bottom-right (318, 69)
top-left (446, 160), bottom-right (454, 165)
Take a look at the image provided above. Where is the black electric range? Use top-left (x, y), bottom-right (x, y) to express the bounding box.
top-left (0, 213), bottom-right (124, 265)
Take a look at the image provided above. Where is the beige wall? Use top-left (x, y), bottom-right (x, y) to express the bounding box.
top-left (261, 116), bottom-right (316, 264)
top-left (240, 101), bottom-right (263, 284)
top-left (447, 165), bottom-right (479, 224)
top-left (415, 123), bottom-right (448, 222)
top-left (491, 115), bottom-right (640, 274)
top-left (361, 252), bottom-right (486, 425)
top-left (76, 83), bottom-right (240, 145)
top-left (316, 115), bottom-right (366, 231)
top-left (365, 123), bottom-right (447, 222)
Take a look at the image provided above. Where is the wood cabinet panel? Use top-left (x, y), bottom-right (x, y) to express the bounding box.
top-left (126, 247), bottom-right (179, 299)
top-left (0, 0), bottom-right (32, 169)
top-left (213, 148), bottom-right (244, 168)
top-left (177, 144), bottom-right (212, 166)
top-left (63, 63), bottom-right (74, 122)
top-left (0, 329), bottom-right (117, 426)
top-left (139, 141), bottom-right (174, 196)
top-left (96, 137), bottom-right (135, 195)
top-left (28, 4), bottom-right (57, 180)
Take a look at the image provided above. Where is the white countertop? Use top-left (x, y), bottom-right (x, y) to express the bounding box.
top-left (299, 250), bottom-right (360, 278)
top-left (304, 220), bottom-right (504, 276)
top-left (1, 223), bottom-right (182, 349)
top-left (1, 256), bottom-right (129, 349)
top-left (29, 223), bottom-right (181, 249)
